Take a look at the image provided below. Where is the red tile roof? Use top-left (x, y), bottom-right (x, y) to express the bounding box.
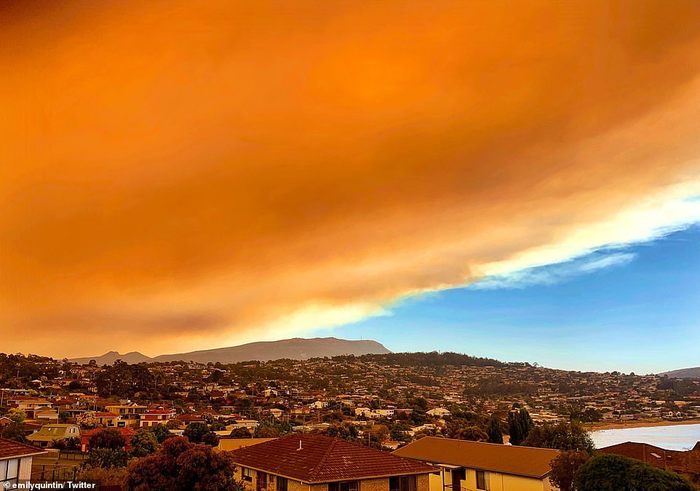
top-left (144, 409), bottom-right (176, 415)
top-left (229, 434), bottom-right (435, 483)
top-left (0, 438), bottom-right (47, 460)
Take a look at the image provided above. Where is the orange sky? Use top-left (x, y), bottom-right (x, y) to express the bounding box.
top-left (2, 0), bottom-right (700, 357)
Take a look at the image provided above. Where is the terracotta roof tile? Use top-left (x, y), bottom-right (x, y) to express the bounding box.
top-left (0, 438), bottom-right (47, 460)
top-left (229, 434), bottom-right (434, 482)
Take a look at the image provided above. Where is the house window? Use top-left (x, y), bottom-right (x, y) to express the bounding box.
top-left (0, 458), bottom-right (20, 486)
top-left (242, 467), bottom-right (253, 482)
top-left (329, 481), bottom-right (359, 491)
top-left (389, 476), bottom-right (417, 491)
top-left (476, 471), bottom-right (488, 490)
top-left (277, 477), bottom-right (288, 491)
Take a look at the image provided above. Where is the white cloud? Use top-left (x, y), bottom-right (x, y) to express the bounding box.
top-left (472, 251), bottom-right (638, 289)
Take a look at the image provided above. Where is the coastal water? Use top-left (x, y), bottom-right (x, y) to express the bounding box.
top-left (591, 423), bottom-right (700, 450)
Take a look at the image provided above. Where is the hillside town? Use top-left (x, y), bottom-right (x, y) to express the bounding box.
top-left (1, 351), bottom-right (699, 489)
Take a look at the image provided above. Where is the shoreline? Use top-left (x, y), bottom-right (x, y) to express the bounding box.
top-left (586, 419), bottom-right (700, 432)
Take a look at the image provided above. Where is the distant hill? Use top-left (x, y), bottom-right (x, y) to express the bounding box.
top-left (69, 337), bottom-right (390, 365)
top-left (69, 351), bottom-right (152, 365)
top-left (660, 366), bottom-right (700, 379)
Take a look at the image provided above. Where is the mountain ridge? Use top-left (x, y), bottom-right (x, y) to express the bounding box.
top-left (69, 337), bottom-right (390, 365)
top-left (660, 366), bottom-right (700, 379)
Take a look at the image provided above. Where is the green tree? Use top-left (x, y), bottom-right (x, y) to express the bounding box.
top-left (508, 408), bottom-right (533, 446)
top-left (523, 421), bottom-right (594, 452)
top-left (575, 454), bottom-right (695, 491)
top-left (67, 380), bottom-right (82, 390)
top-left (487, 415), bottom-right (504, 444)
top-left (8, 409), bottom-right (26, 424)
top-left (125, 437), bottom-right (239, 491)
top-left (0, 423), bottom-right (27, 443)
top-left (130, 429), bottom-right (159, 457)
top-left (253, 421), bottom-right (292, 438)
top-left (325, 423), bottom-right (359, 441)
top-left (86, 448), bottom-right (128, 468)
top-left (549, 450), bottom-right (590, 491)
top-left (166, 419), bottom-right (185, 430)
top-left (229, 427), bottom-right (252, 438)
top-left (95, 361), bottom-right (155, 398)
top-left (76, 466), bottom-right (128, 488)
top-left (452, 426), bottom-right (488, 441)
top-left (89, 428), bottom-right (127, 450)
top-left (184, 422), bottom-right (218, 446)
top-left (149, 424), bottom-right (174, 443)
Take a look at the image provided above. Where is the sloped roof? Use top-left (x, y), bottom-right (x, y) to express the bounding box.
top-left (229, 433), bottom-right (435, 482)
top-left (393, 437), bottom-right (559, 479)
top-left (0, 438), bottom-right (47, 460)
top-left (144, 408), bottom-right (176, 415)
top-left (26, 424), bottom-right (79, 442)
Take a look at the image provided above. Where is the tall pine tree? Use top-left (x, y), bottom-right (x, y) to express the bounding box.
top-left (508, 407), bottom-right (533, 445)
top-left (487, 415), bottom-right (504, 444)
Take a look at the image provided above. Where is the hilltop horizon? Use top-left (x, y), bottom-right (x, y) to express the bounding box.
top-left (3, 1), bottom-right (700, 375)
top-left (2, 334), bottom-right (685, 376)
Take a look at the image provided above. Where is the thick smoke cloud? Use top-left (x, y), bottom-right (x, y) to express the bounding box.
top-left (2, 0), bottom-right (700, 356)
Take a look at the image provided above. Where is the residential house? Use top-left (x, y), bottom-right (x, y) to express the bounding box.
top-left (13, 399), bottom-right (53, 420)
top-left (394, 437), bottom-right (560, 491)
top-left (230, 419), bottom-right (260, 432)
top-left (104, 403), bottom-right (147, 427)
top-left (230, 433), bottom-right (436, 491)
top-left (0, 438), bottom-right (46, 486)
top-left (426, 408), bottom-right (451, 418)
top-left (140, 408), bottom-right (176, 428)
top-left (94, 412), bottom-right (125, 428)
top-left (600, 441), bottom-right (700, 482)
top-left (26, 424), bottom-right (81, 448)
top-left (34, 408), bottom-right (59, 422)
top-left (176, 413), bottom-right (205, 425)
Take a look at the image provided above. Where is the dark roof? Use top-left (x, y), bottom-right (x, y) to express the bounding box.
top-left (393, 437), bottom-right (559, 479)
top-left (0, 438), bottom-right (47, 460)
top-left (229, 434), bottom-right (435, 483)
top-left (599, 441), bottom-right (668, 462)
top-left (599, 441), bottom-right (700, 473)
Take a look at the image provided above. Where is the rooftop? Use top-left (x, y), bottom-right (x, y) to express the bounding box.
top-left (229, 433), bottom-right (435, 483)
top-left (393, 437), bottom-right (559, 479)
top-left (0, 438), bottom-right (47, 460)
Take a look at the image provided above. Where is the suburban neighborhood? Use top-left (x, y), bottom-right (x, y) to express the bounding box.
top-left (1, 351), bottom-right (699, 489)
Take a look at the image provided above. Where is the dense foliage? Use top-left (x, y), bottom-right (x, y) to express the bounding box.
top-left (507, 408), bottom-right (533, 446)
top-left (523, 421), bottom-right (594, 452)
top-left (95, 361), bottom-right (155, 398)
top-left (126, 437), bottom-right (240, 491)
top-left (575, 454), bottom-right (696, 491)
top-left (549, 451), bottom-right (591, 491)
top-left (486, 415), bottom-right (504, 444)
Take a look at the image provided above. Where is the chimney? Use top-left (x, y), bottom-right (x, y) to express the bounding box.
top-left (298, 439), bottom-right (303, 451)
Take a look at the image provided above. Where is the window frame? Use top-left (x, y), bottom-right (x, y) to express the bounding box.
top-left (329, 480), bottom-right (360, 491)
top-left (0, 458), bottom-right (20, 487)
top-left (475, 470), bottom-right (488, 491)
top-left (389, 475), bottom-right (417, 491)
